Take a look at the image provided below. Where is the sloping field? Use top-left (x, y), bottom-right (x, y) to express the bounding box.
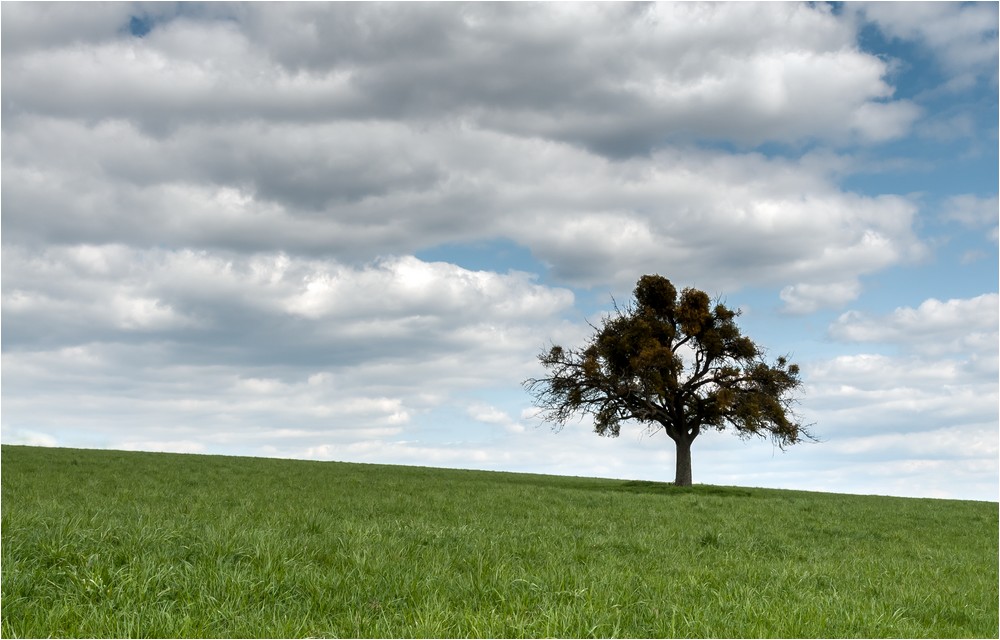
top-left (2, 444), bottom-right (997, 638)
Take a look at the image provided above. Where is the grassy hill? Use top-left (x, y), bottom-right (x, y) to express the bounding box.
top-left (2, 444), bottom-right (997, 638)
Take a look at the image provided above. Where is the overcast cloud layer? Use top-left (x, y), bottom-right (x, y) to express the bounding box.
top-left (2, 2), bottom-right (997, 501)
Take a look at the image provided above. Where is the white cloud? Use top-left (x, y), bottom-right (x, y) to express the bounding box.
top-left (823, 423), bottom-right (998, 460)
top-left (942, 194), bottom-right (999, 240)
top-left (110, 294), bottom-right (192, 331)
top-left (708, 440), bottom-right (997, 501)
top-left (468, 404), bottom-right (526, 434)
top-left (0, 2), bottom-right (134, 54)
top-left (2, 245), bottom-right (574, 355)
top-left (0, 344), bottom-right (417, 448)
top-left (284, 255), bottom-right (571, 323)
top-left (780, 280), bottom-right (862, 315)
top-left (919, 113), bottom-right (976, 142)
top-left (849, 101), bottom-right (923, 142)
top-left (805, 297), bottom-right (998, 466)
top-left (2, 117), bottom-right (926, 294)
top-left (829, 293), bottom-right (999, 356)
top-left (852, 2), bottom-right (999, 84)
top-left (789, 337), bottom-right (998, 500)
top-left (1, 247), bottom-right (579, 455)
top-left (3, 3), bottom-right (918, 150)
top-left (119, 440), bottom-right (206, 455)
top-left (2, 428), bottom-right (59, 448)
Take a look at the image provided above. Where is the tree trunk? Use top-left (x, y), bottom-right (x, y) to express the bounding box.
top-left (673, 436), bottom-right (693, 486)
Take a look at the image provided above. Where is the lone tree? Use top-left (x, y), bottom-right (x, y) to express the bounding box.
top-left (525, 274), bottom-right (811, 486)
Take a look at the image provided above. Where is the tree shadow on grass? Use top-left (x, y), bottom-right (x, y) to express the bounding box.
top-left (615, 480), bottom-right (755, 498)
top-left (490, 471), bottom-right (757, 499)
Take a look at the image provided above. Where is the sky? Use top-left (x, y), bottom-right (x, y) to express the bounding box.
top-left (2, 1), bottom-right (997, 502)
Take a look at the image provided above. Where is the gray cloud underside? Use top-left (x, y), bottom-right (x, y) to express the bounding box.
top-left (2, 1), bottom-right (943, 300)
top-left (3, 115), bottom-right (926, 301)
top-left (3, 3), bottom-right (920, 147)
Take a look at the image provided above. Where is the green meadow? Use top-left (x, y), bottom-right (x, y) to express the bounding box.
top-left (2, 444), bottom-right (997, 638)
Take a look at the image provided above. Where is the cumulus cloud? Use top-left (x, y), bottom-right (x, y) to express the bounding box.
top-left (2, 115), bottom-right (926, 293)
top-left (509, 148), bottom-right (926, 292)
top-left (0, 2), bottom-right (134, 55)
top-left (1, 245), bottom-right (583, 457)
top-left (823, 424), bottom-right (998, 460)
top-left (851, 2), bottom-right (999, 88)
top-left (942, 194), bottom-right (1000, 241)
top-left (780, 281), bottom-right (863, 315)
top-left (799, 347), bottom-right (998, 501)
top-left (829, 293), bottom-right (999, 357)
top-left (2, 428), bottom-right (59, 448)
top-left (3, 3), bottom-right (918, 149)
top-left (801, 293), bottom-right (999, 497)
top-left (0, 2), bottom-right (930, 302)
top-left (820, 293), bottom-right (998, 432)
top-left (806, 353), bottom-right (996, 422)
top-left (2, 245), bottom-right (575, 370)
top-left (468, 404), bottom-right (526, 434)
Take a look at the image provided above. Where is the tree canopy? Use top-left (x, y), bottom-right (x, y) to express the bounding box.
top-left (524, 274), bottom-right (811, 486)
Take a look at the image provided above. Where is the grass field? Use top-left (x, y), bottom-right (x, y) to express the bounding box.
top-left (2, 444), bottom-right (997, 638)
